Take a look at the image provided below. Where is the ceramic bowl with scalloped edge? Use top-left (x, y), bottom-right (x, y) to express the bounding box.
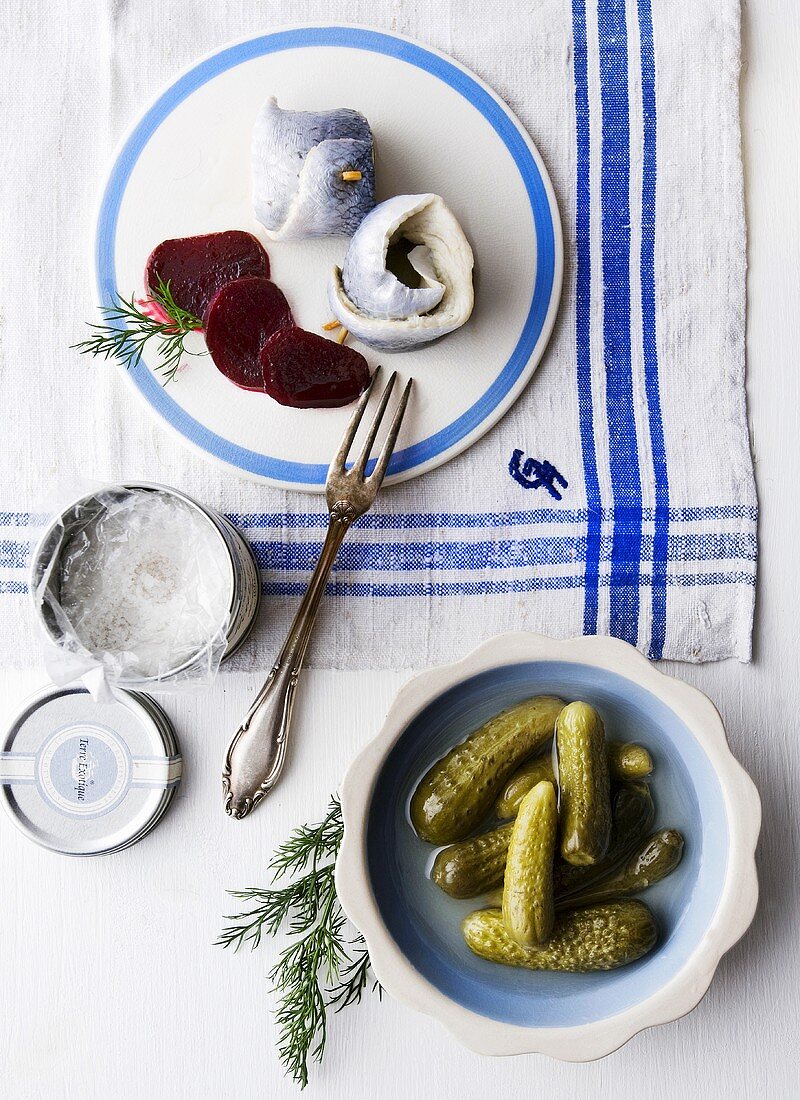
top-left (335, 632), bottom-right (760, 1059)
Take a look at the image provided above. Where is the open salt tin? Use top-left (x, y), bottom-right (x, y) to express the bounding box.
top-left (0, 685), bottom-right (182, 856)
top-left (30, 483), bottom-right (261, 694)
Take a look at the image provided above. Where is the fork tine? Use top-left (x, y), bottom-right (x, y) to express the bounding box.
top-left (367, 378), bottom-right (413, 489)
top-left (351, 370), bottom-right (397, 477)
top-left (329, 367), bottom-right (381, 474)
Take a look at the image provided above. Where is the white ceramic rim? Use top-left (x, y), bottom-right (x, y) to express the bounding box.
top-left (93, 23), bottom-right (565, 492)
top-left (335, 632), bottom-right (761, 1060)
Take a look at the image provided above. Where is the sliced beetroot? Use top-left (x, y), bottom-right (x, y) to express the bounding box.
top-left (205, 277), bottom-right (293, 390)
top-left (260, 326), bottom-right (370, 408)
top-left (145, 231), bottom-right (270, 322)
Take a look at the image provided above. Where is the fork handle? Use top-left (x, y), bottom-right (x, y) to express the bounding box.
top-left (222, 508), bottom-right (353, 819)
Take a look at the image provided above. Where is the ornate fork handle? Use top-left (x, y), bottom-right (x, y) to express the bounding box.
top-left (222, 369), bottom-right (412, 820)
top-left (222, 504), bottom-right (354, 819)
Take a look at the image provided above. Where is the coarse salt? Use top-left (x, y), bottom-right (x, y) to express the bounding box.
top-left (59, 489), bottom-right (232, 679)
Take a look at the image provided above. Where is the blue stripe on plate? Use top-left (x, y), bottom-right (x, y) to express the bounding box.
top-left (571, 0), bottom-right (603, 635)
top-left (598, 0), bottom-right (643, 645)
top-left (637, 0), bottom-right (669, 659)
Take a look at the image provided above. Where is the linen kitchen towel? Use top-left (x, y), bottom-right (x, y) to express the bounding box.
top-left (0, 0), bottom-right (756, 670)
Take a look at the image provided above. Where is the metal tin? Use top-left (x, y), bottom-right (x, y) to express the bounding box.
top-left (30, 482), bottom-right (261, 687)
top-left (0, 685), bottom-right (182, 856)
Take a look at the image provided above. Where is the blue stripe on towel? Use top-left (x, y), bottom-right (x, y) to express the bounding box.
top-left (0, 513), bottom-right (48, 526)
top-left (572, 0), bottom-right (603, 635)
top-left (598, 0), bottom-right (643, 644)
top-left (247, 531), bottom-right (756, 573)
top-left (262, 571), bottom-right (757, 600)
top-left (638, 0), bottom-right (669, 658)
top-left (0, 540), bottom-right (32, 568)
top-left (0, 570), bottom-right (757, 601)
top-left (0, 581), bottom-right (28, 594)
top-left (0, 504), bottom-right (761, 532)
top-left (0, 529), bottom-right (757, 581)
top-left (227, 504), bottom-right (758, 532)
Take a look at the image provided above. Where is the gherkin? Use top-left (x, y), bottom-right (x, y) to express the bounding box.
top-left (431, 821), bottom-right (514, 899)
top-left (433, 782), bottom-right (653, 900)
top-left (556, 701), bottom-right (612, 866)
top-left (501, 781), bottom-right (557, 946)
top-left (495, 740), bottom-right (653, 820)
top-left (410, 695), bottom-right (564, 844)
top-left (462, 901), bottom-right (658, 972)
top-left (563, 829), bottom-right (684, 907)
top-left (607, 742), bottom-right (654, 781)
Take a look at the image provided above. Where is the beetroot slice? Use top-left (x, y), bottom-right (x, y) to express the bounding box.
top-left (145, 231), bottom-right (270, 322)
top-left (205, 277), bottom-right (293, 390)
top-left (260, 326), bottom-right (370, 408)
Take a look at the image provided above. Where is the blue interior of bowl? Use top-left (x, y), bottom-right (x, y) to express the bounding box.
top-left (366, 661), bottom-right (728, 1027)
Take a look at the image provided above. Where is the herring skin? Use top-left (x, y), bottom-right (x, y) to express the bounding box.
top-left (410, 696), bottom-right (564, 845)
top-left (252, 97), bottom-right (375, 239)
top-left (328, 193), bottom-right (475, 350)
top-left (462, 901), bottom-right (658, 972)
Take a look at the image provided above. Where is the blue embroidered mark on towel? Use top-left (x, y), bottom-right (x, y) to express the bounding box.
top-left (508, 451), bottom-right (568, 500)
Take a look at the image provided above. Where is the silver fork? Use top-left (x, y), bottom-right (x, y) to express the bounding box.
top-left (222, 369), bottom-right (413, 819)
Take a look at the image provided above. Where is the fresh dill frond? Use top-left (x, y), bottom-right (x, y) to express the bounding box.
top-left (269, 797), bottom-right (345, 880)
top-left (270, 872), bottom-right (345, 1087)
top-left (327, 941), bottom-right (378, 1012)
top-left (216, 795), bottom-right (379, 1090)
top-left (72, 275), bottom-right (205, 384)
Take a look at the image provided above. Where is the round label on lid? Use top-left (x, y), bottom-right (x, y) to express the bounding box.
top-left (37, 723), bottom-right (130, 816)
top-left (0, 686), bottom-right (181, 856)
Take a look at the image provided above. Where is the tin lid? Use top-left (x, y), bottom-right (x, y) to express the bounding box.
top-left (0, 685), bottom-right (182, 856)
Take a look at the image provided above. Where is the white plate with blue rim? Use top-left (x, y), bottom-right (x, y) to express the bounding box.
top-left (95, 24), bottom-right (562, 492)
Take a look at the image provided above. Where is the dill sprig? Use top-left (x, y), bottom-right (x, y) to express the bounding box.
top-left (72, 275), bottom-right (205, 383)
top-left (217, 796), bottom-right (379, 1089)
top-left (328, 942), bottom-right (377, 1011)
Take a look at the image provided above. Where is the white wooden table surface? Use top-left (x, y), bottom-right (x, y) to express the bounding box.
top-left (2, 4), bottom-right (798, 1098)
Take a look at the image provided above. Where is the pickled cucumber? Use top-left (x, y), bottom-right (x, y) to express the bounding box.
top-left (410, 695), bottom-right (565, 844)
top-left (435, 781), bottom-right (653, 901)
top-left (607, 742), bottom-right (653, 781)
top-left (557, 781), bottom-right (654, 897)
top-left (502, 782), bottom-right (557, 946)
top-left (495, 740), bottom-right (653, 819)
top-left (462, 901), bottom-right (658, 972)
top-left (431, 822), bottom-right (513, 899)
top-left (556, 702), bottom-right (612, 866)
top-left (563, 829), bottom-right (684, 907)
